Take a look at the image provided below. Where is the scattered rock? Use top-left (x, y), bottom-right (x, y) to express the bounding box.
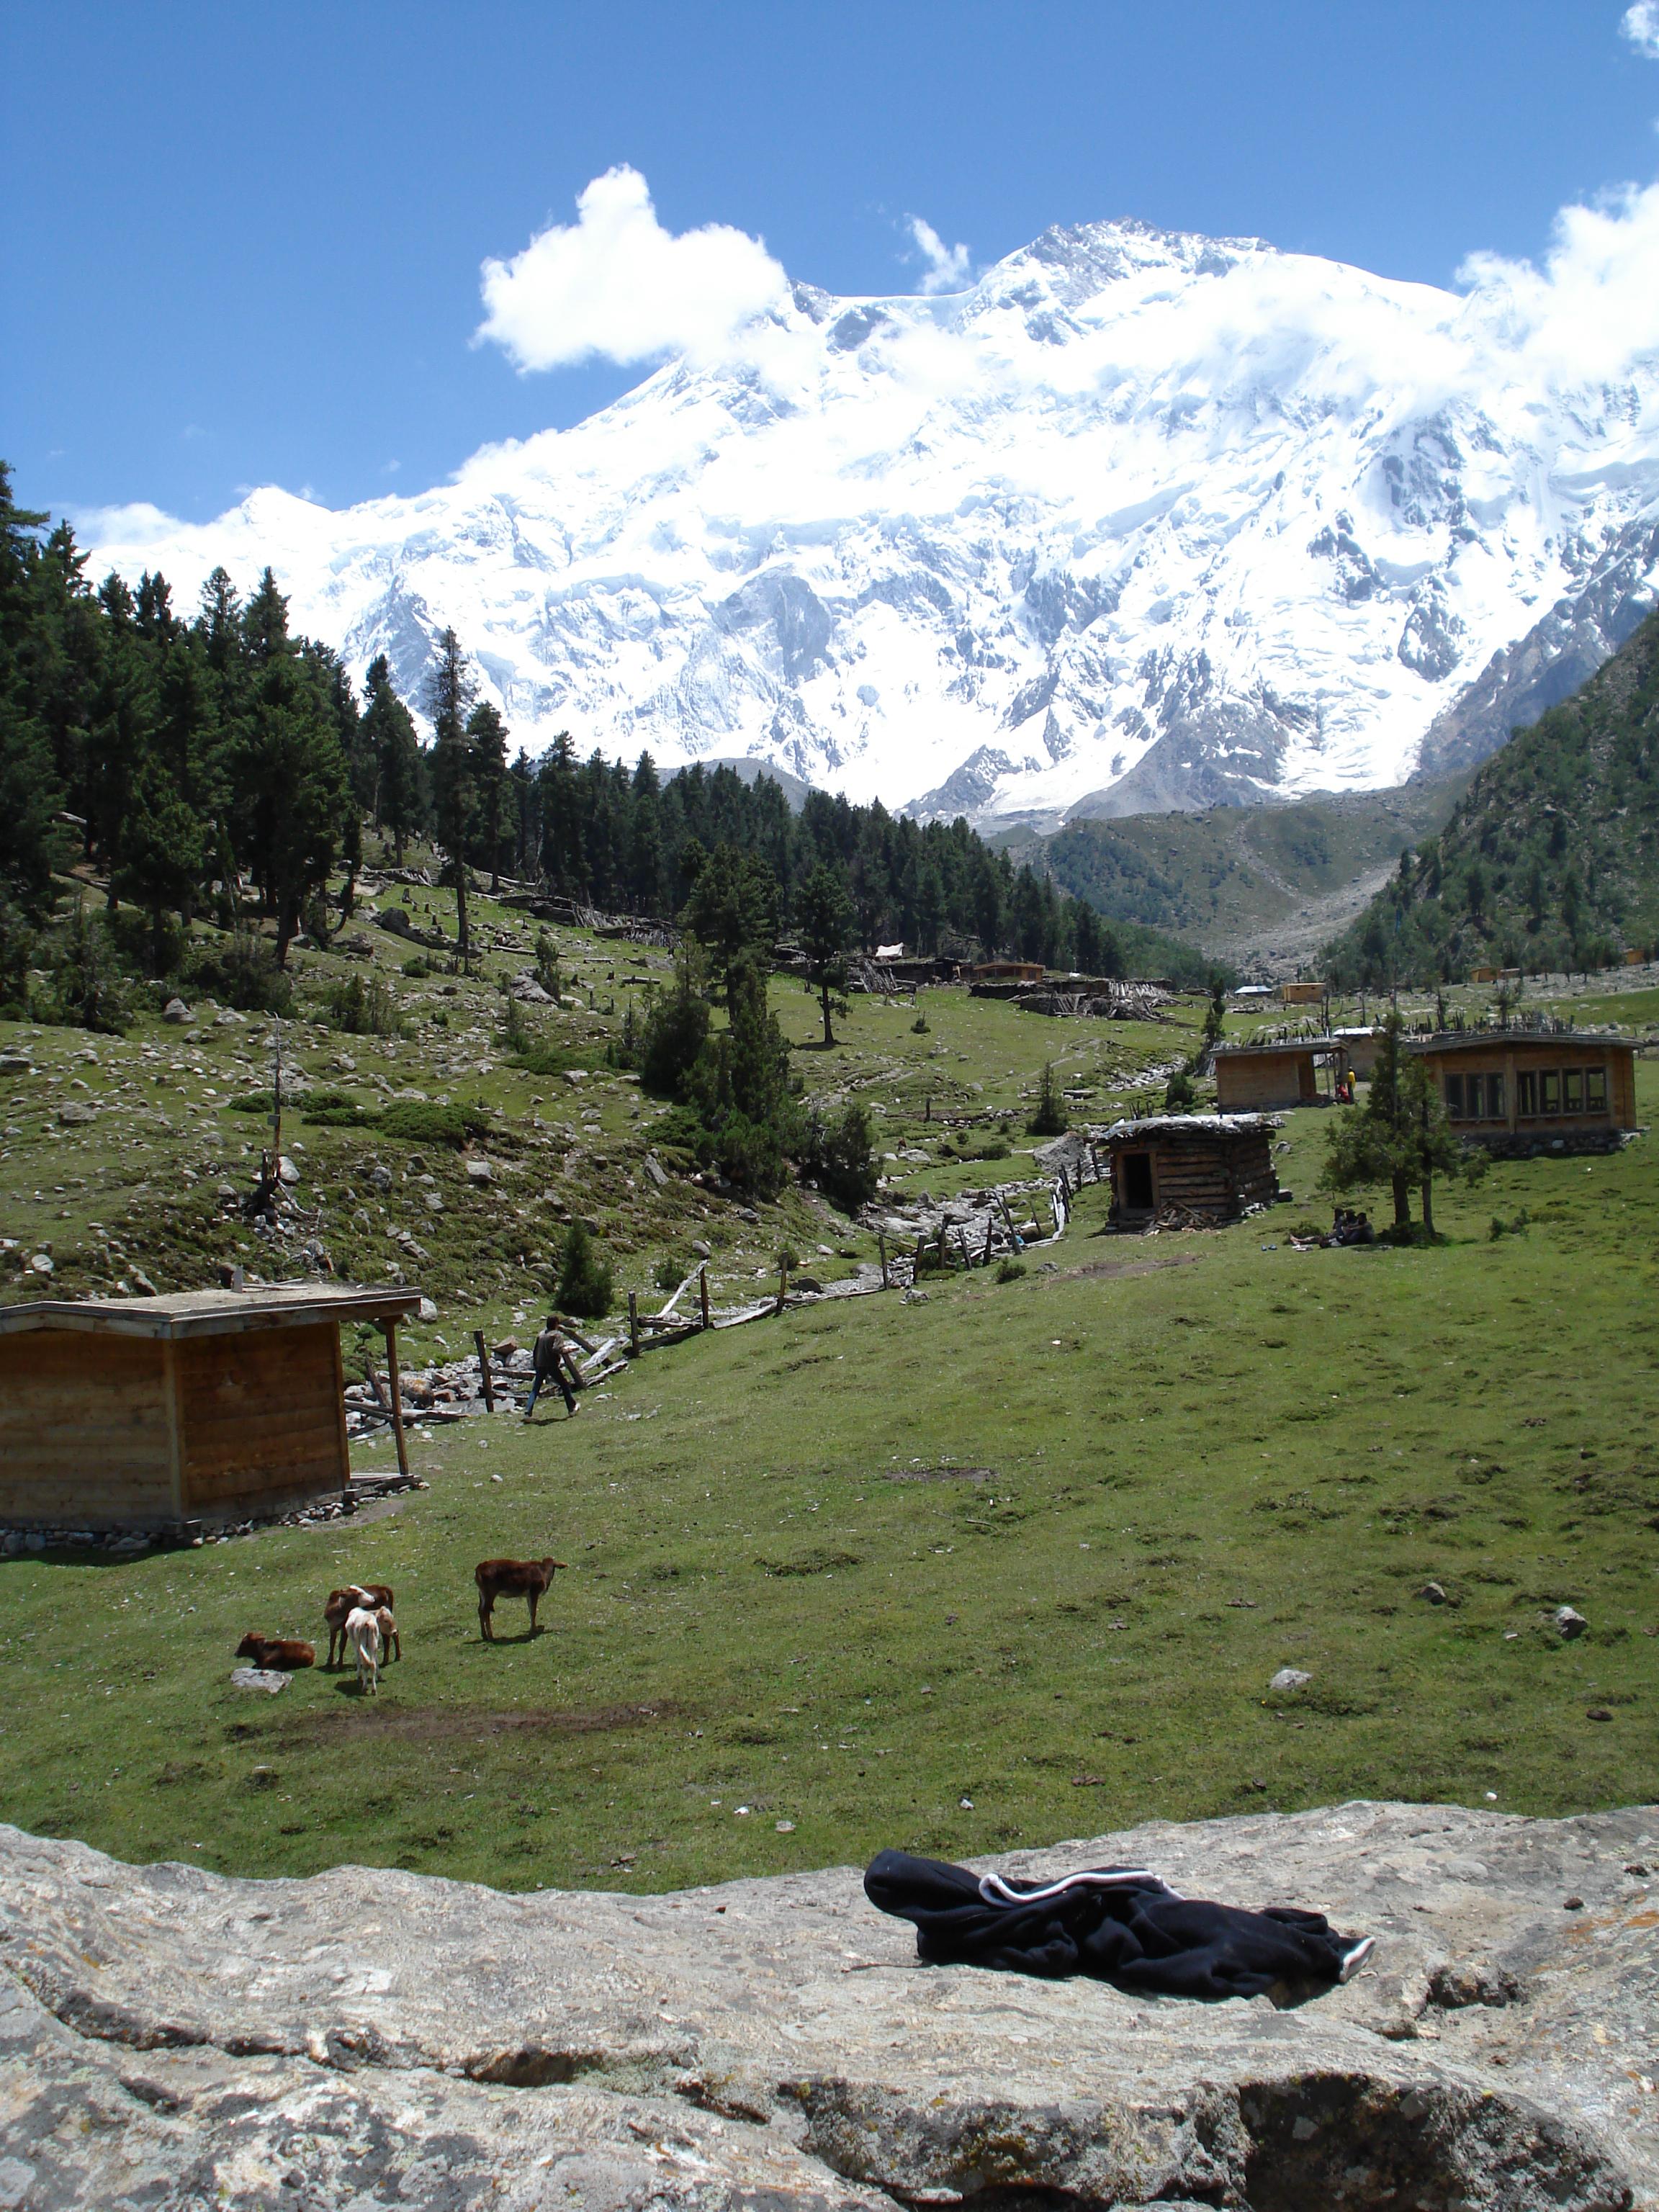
top-left (1587, 1707), bottom-right (1614, 1722)
top-left (369, 1165), bottom-right (392, 1192)
top-left (1419, 1581), bottom-right (1449, 1605)
top-left (161, 998), bottom-right (192, 1025)
top-left (464, 1159), bottom-right (493, 1183)
top-left (1563, 1895), bottom-right (1586, 1910)
top-left (425, 1191), bottom-right (445, 1212)
top-left (418, 1298), bottom-right (439, 1322)
top-left (1555, 1605), bottom-right (1588, 1639)
top-left (129, 1270), bottom-right (158, 1297)
top-left (1428, 1960), bottom-right (1524, 2009)
top-left (691, 1239), bottom-right (711, 1259)
top-left (0, 1054), bottom-right (34, 1075)
top-left (276, 1156), bottom-right (300, 1187)
top-left (644, 1154), bottom-right (669, 1187)
top-left (562, 1069), bottom-right (588, 1086)
top-left (55, 1102), bottom-right (97, 1125)
top-left (229, 1668), bottom-right (289, 1694)
top-left (1268, 1667), bottom-right (1312, 1693)
top-left (27, 1253), bottom-right (53, 1275)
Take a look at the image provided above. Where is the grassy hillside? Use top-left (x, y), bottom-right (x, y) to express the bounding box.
top-left (1, 1066), bottom-right (1656, 1892)
top-left (1012, 780), bottom-right (1462, 961)
top-left (1325, 608), bottom-right (1659, 988)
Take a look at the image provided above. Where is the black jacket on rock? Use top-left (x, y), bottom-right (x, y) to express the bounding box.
top-left (863, 1850), bottom-right (1372, 2002)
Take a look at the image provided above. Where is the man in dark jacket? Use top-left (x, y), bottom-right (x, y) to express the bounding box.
top-left (525, 1316), bottom-right (579, 1419)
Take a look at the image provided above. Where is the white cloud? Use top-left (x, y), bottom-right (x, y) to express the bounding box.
top-left (1458, 179), bottom-right (1659, 389)
top-left (475, 166), bottom-right (790, 372)
top-left (904, 215), bottom-right (973, 294)
top-left (1623, 3), bottom-right (1659, 60)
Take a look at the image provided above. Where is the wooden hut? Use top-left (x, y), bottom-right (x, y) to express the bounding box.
top-left (1212, 1038), bottom-right (1339, 1110)
top-left (1105, 1114), bottom-right (1281, 1227)
top-left (1407, 1031), bottom-right (1638, 1156)
top-left (0, 1285), bottom-right (421, 1532)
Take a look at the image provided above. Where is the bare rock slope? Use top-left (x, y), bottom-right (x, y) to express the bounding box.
top-left (2, 1799), bottom-right (1656, 2210)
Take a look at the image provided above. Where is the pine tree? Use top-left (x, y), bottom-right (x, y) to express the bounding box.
top-left (680, 842), bottom-right (778, 998)
top-left (425, 628), bottom-right (477, 965)
top-left (465, 698), bottom-right (508, 892)
top-left (0, 465), bottom-right (63, 922)
top-left (114, 752), bottom-right (206, 971)
top-left (794, 860), bottom-right (853, 1046)
top-left (361, 655), bottom-right (423, 860)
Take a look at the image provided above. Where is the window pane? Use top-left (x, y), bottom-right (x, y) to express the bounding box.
top-left (1542, 1071), bottom-right (1560, 1112)
top-left (1564, 1069), bottom-right (1584, 1112)
top-left (1445, 1074), bottom-right (1464, 1118)
top-left (1467, 1074), bottom-right (1485, 1118)
top-left (1488, 1074), bottom-right (1505, 1118)
top-left (1518, 1070), bottom-right (1537, 1115)
top-left (1587, 1067), bottom-right (1607, 1110)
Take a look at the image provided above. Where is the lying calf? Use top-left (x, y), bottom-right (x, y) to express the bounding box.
top-left (234, 1634), bottom-right (315, 1671)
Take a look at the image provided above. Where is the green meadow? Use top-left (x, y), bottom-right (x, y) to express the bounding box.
top-left (2, 1058), bottom-right (1655, 1893)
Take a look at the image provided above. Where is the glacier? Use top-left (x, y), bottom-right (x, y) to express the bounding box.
top-left (86, 217), bottom-right (1659, 827)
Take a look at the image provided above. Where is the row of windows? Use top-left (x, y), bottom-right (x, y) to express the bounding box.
top-left (1444, 1066), bottom-right (1608, 1121)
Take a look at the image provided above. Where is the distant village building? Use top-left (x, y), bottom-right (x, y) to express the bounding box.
top-left (1105, 1113), bottom-right (1281, 1227)
top-left (1280, 981), bottom-right (1327, 1006)
top-left (969, 960), bottom-right (1046, 988)
top-left (1407, 1032), bottom-right (1639, 1156)
top-left (0, 1286), bottom-right (420, 1533)
top-left (1212, 1038), bottom-right (1341, 1111)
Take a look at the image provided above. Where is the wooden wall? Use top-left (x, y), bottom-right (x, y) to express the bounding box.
top-left (1215, 1053), bottom-right (1316, 1110)
top-left (1115, 1132), bottom-right (1277, 1220)
top-left (0, 1334), bottom-right (175, 1524)
top-left (176, 1320), bottom-right (348, 1516)
top-left (0, 1317), bottom-right (349, 1528)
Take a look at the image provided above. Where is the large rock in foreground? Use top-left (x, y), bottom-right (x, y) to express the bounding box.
top-left (1, 1799), bottom-right (1655, 2210)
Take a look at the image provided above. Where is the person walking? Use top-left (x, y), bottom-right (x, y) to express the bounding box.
top-left (525, 1315), bottom-right (580, 1419)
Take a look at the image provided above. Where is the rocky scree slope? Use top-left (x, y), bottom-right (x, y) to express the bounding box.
top-left (92, 219), bottom-right (1659, 832)
top-left (1, 1800), bottom-right (1655, 2209)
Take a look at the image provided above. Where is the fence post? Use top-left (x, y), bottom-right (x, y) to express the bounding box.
top-left (699, 1266), bottom-right (711, 1331)
top-left (775, 1260), bottom-right (788, 1316)
top-left (628, 1291), bottom-right (639, 1358)
top-left (472, 1328), bottom-right (495, 1411)
top-left (878, 1228), bottom-right (889, 1289)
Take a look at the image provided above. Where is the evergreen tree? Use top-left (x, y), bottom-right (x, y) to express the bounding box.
top-left (425, 627), bottom-right (477, 964)
top-left (465, 698), bottom-right (509, 891)
top-left (114, 752), bottom-right (206, 971)
top-left (794, 859), bottom-right (853, 1046)
top-left (361, 655), bottom-right (423, 860)
top-left (536, 729), bottom-right (583, 892)
top-left (680, 840), bottom-right (778, 997)
top-left (0, 465), bottom-right (63, 923)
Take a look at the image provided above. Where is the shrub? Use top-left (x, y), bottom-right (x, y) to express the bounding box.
top-left (302, 1092), bottom-right (377, 1128)
top-left (182, 926), bottom-right (292, 1015)
top-left (639, 964), bottom-right (711, 1099)
top-left (378, 1100), bottom-right (492, 1148)
top-left (970, 1135), bottom-right (1012, 1161)
top-left (652, 1255), bottom-right (683, 1295)
top-left (1164, 1068), bottom-right (1197, 1112)
top-left (715, 1109), bottom-right (788, 1200)
top-left (1026, 1061), bottom-right (1069, 1137)
top-left (400, 955), bottom-right (434, 979)
top-left (557, 1220), bottom-right (613, 1318)
top-left (995, 1258), bottom-right (1027, 1283)
top-left (1489, 1208), bottom-right (1531, 1241)
top-left (319, 972), bottom-right (400, 1037)
top-left (911, 1013), bottom-right (929, 1033)
top-left (800, 1100), bottom-right (880, 1214)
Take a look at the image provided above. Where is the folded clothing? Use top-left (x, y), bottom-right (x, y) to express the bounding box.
top-left (863, 1849), bottom-right (1372, 2002)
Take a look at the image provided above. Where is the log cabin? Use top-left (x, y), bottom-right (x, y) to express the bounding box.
top-left (0, 1285), bottom-right (421, 1532)
top-left (1105, 1113), bottom-right (1281, 1228)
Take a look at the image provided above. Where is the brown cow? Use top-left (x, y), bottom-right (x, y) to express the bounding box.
top-left (235, 1634), bottom-right (315, 1671)
top-left (475, 1556), bottom-right (566, 1642)
top-left (323, 1584), bottom-right (395, 1669)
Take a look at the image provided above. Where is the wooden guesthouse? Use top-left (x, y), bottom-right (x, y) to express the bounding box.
top-left (1105, 1113), bottom-right (1281, 1228)
top-left (1212, 1038), bottom-right (1341, 1111)
top-left (0, 1285), bottom-right (421, 1532)
top-left (1407, 1030), bottom-right (1638, 1157)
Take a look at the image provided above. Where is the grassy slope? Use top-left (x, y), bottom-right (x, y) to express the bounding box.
top-left (1, 1058), bottom-right (1655, 1894)
top-left (1012, 781), bottom-right (1462, 950)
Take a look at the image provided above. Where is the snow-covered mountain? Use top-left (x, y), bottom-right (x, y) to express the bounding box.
top-left (89, 217), bottom-right (1659, 827)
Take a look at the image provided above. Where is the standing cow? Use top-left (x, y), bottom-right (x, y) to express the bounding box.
top-left (475, 1556), bottom-right (566, 1642)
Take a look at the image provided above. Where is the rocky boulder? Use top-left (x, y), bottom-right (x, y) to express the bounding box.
top-left (1, 1799), bottom-right (1654, 2209)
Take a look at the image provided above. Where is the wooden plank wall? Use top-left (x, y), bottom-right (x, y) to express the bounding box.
top-left (1215, 1055), bottom-right (1310, 1110)
top-left (176, 1320), bottom-right (348, 1516)
top-left (0, 1334), bottom-right (175, 1523)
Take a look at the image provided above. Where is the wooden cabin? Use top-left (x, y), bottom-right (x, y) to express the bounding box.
top-left (1212, 1038), bottom-right (1339, 1111)
top-left (1280, 981), bottom-right (1327, 1006)
top-left (1105, 1114), bottom-right (1280, 1227)
top-left (0, 1285), bottom-right (421, 1532)
top-left (1407, 1032), bottom-right (1638, 1157)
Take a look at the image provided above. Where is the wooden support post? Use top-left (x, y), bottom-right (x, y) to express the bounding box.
top-left (699, 1266), bottom-right (711, 1331)
top-left (937, 1221), bottom-right (948, 1271)
top-left (380, 1317), bottom-right (410, 1481)
top-left (472, 1328), bottom-right (495, 1411)
top-left (982, 1219), bottom-right (995, 1267)
top-left (775, 1260), bottom-right (788, 1315)
top-left (628, 1290), bottom-right (640, 1357)
top-left (957, 1226), bottom-right (972, 1269)
top-left (878, 1228), bottom-right (889, 1289)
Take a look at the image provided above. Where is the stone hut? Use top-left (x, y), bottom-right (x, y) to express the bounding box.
top-left (1105, 1113), bottom-right (1281, 1227)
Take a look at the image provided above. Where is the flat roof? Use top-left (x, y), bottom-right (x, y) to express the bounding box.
top-left (0, 1285), bottom-right (423, 1341)
top-left (1212, 1038), bottom-right (1341, 1058)
top-left (1104, 1112), bottom-right (1282, 1143)
top-left (1406, 1030), bottom-right (1632, 1056)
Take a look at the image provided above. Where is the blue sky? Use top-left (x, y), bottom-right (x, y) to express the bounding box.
top-left (5, 1), bottom-right (1659, 527)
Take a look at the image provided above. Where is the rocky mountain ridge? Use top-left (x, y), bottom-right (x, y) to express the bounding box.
top-left (2, 1799), bottom-right (1655, 2208)
top-left (90, 216), bottom-right (1659, 830)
